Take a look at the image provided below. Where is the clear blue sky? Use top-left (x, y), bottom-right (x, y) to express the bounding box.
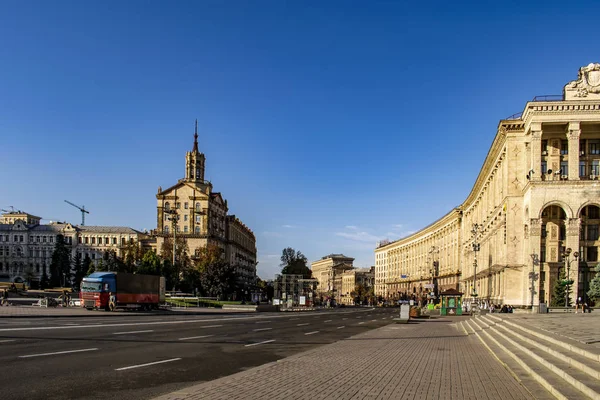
top-left (1, 1), bottom-right (599, 279)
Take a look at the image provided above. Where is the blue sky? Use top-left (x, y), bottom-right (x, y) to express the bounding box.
top-left (1, 1), bottom-right (599, 279)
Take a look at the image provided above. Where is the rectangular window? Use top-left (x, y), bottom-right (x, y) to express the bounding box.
top-left (0, 248), bottom-right (3, 256)
top-left (196, 215), bottom-right (201, 223)
top-left (542, 140), bottom-right (548, 155)
top-left (588, 246), bottom-right (598, 262)
top-left (98, 237), bottom-right (102, 245)
top-left (85, 237), bottom-right (89, 244)
top-left (91, 237), bottom-right (96, 244)
top-left (121, 238), bottom-right (125, 246)
top-left (541, 161), bottom-right (547, 175)
top-left (29, 249), bottom-right (33, 257)
top-left (588, 225), bottom-right (599, 241)
top-left (78, 237), bottom-right (82, 244)
top-left (112, 237), bottom-right (117, 245)
top-left (184, 226), bottom-right (188, 233)
top-left (176, 202), bottom-right (180, 209)
top-left (106, 237), bottom-right (110, 245)
top-left (580, 161), bottom-right (586, 177)
top-left (560, 161), bottom-right (568, 177)
top-left (42, 250), bottom-right (46, 258)
top-left (91, 253), bottom-right (95, 260)
top-left (20, 235), bottom-right (24, 242)
top-left (561, 140), bottom-right (568, 155)
top-left (14, 235), bottom-right (18, 242)
top-left (590, 141), bottom-right (600, 155)
top-left (49, 236), bottom-right (54, 243)
top-left (592, 160), bottom-right (600, 176)
top-left (36, 236), bottom-right (40, 242)
top-left (184, 215), bottom-right (188, 221)
top-left (176, 226), bottom-right (180, 233)
top-left (42, 236), bottom-right (46, 243)
top-left (184, 202), bottom-right (188, 209)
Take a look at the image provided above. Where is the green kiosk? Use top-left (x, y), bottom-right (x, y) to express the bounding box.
top-left (440, 288), bottom-right (463, 316)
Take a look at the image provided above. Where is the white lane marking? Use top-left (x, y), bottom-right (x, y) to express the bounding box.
top-left (245, 339), bottom-right (275, 347)
top-left (253, 328), bottom-right (272, 332)
top-left (296, 323), bottom-right (309, 326)
top-left (324, 320), bottom-right (332, 323)
top-left (115, 358), bottom-right (181, 371)
top-left (342, 318), bottom-right (348, 320)
top-left (200, 325), bottom-right (223, 328)
top-left (19, 348), bottom-right (98, 358)
top-left (0, 339), bottom-right (16, 343)
top-left (358, 322), bottom-right (365, 325)
top-left (290, 318), bottom-right (299, 321)
top-left (305, 331), bottom-right (319, 335)
top-left (64, 323), bottom-right (80, 326)
top-left (178, 335), bottom-right (213, 341)
top-left (112, 330), bottom-right (154, 335)
top-left (371, 320), bottom-right (377, 322)
top-left (255, 321), bottom-right (271, 324)
top-left (337, 326), bottom-right (345, 329)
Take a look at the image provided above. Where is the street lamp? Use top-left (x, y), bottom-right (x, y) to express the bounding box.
top-left (429, 246), bottom-right (439, 303)
top-left (529, 253), bottom-right (539, 310)
top-left (164, 209), bottom-right (179, 276)
top-left (562, 248), bottom-right (579, 308)
top-left (471, 224), bottom-right (482, 300)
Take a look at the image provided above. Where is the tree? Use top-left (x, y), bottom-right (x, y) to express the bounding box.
top-left (551, 267), bottom-right (571, 306)
top-left (160, 237), bottom-right (190, 290)
top-left (49, 234), bottom-right (71, 288)
top-left (72, 252), bottom-right (86, 290)
top-left (84, 255), bottom-right (94, 276)
top-left (353, 283), bottom-right (368, 305)
top-left (122, 238), bottom-right (142, 273)
top-left (280, 247), bottom-right (311, 278)
top-left (200, 261), bottom-right (236, 300)
top-left (24, 266), bottom-right (36, 287)
top-left (587, 263), bottom-right (600, 303)
top-left (40, 264), bottom-right (49, 290)
top-left (137, 250), bottom-right (162, 275)
top-left (103, 250), bottom-right (125, 272)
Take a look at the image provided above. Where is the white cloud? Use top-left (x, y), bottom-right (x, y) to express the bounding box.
top-left (335, 227), bottom-right (383, 244)
top-left (345, 225), bottom-right (358, 230)
top-left (282, 224), bottom-right (297, 228)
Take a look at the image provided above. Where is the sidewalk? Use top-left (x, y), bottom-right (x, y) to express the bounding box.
top-left (154, 317), bottom-right (535, 400)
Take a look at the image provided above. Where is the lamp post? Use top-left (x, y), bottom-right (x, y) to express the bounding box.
top-left (164, 209), bottom-right (179, 287)
top-left (429, 246), bottom-right (439, 304)
top-left (562, 248), bottom-right (579, 308)
top-left (529, 253), bottom-right (539, 310)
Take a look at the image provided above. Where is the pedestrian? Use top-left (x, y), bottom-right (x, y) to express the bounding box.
top-left (575, 297), bottom-right (582, 313)
top-left (1, 289), bottom-right (7, 306)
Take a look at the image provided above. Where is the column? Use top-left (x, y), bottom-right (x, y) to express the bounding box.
top-left (566, 218), bottom-right (581, 300)
top-left (567, 122), bottom-right (581, 180)
top-left (530, 122), bottom-right (543, 181)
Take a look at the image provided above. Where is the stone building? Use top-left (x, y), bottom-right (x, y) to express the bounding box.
top-left (340, 266), bottom-right (375, 305)
top-left (154, 121), bottom-right (257, 288)
top-left (0, 211), bottom-right (146, 285)
top-left (375, 63), bottom-right (600, 308)
top-left (310, 253), bottom-right (354, 302)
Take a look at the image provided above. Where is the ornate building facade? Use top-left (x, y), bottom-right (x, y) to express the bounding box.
top-left (310, 253), bottom-right (354, 302)
top-left (375, 63), bottom-right (600, 308)
top-left (0, 211), bottom-right (146, 285)
top-left (154, 121), bottom-right (257, 288)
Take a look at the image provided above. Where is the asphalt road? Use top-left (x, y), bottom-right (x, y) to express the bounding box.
top-left (1, 307), bottom-right (398, 400)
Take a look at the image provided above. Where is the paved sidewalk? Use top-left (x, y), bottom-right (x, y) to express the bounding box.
top-left (154, 317), bottom-right (534, 400)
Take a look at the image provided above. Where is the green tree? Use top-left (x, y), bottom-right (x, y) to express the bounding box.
top-left (551, 268), bottom-right (571, 306)
top-left (24, 265), bottom-right (36, 287)
top-left (84, 255), bottom-right (94, 275)
top-left (200, 261), bottom-right (236, 300)
top-left (587, 263), bottom-right (600, 302)
top-left (137, 250), bottom-right (162, 275)
top-left (40, 264), bottom-right (49, 290)
top-left (49, 234), bottom-right (71, 288)
top-left (160, 237), bottom-right (190, 290)
top-left (353, 283), bottom-right (368, 305)
top-left (122, 239), bottom-right (142, 273)
top-left (72, 252), bottom-right (86, 290)
top-left (280, 247), bottom-right (311, 278)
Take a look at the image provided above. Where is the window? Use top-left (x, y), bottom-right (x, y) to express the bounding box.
top-left (196, 215), bottom-right (201, 223)
top-left (85, 237), bottom-right (89, 244)
top-left (29, 249), bottom-right (33, 257)
top-left (588, 225), bottom-right (599, 241)
top-left (42, 236), bottom-right (46, 243)
top-left (184, 226), bottom-right (188, 233)
top-left (49, 236), bottom-right (54, 243)
top-left (91, 253), bottom-right (95, 260)
top-left (165, 202), bottom-right (170, 211)
top-left (587, 207), bottom-right (600, 219)
top-left (105, 237), bottom-right (109, 245)
top-left (164, 226), bottom-right (169, 234)
top-left (195, 226), bottom-right (200, 234)
top-left (91, 237), bottom-right (96, 244)
top-left (121, 238), bottom-right (125, 246)
top-left (196, 203), bottom-right (201, 212)
top-left (541, 161), bottom-right (547, 175)
top-left (78, 237), bottom-right (82, 244)
top-left (588, 246), bottom-right (598, 262)
top-left (112, 237), bottom-right (117, 245)
top-left (184, 202), bottom-right (188, 209)
top-left (98, 237), bottom-right (102, 245)
top-left (541, 225), bottom-right (547, 238)
top-left (42, 250), bottom-right (46, 258)
top-left (592, 160), bottom-right (600, 176)
top-left (580, 161), bottom-right (586, 177)
top-left (14, 235), bottom-right (18, 242)
top-left (176, 226), bottom-right (180, 233)
top-left (561, 140), bottom-right (568, 155)
top-left (541, 140), bottom-right (548, 155)
top-left (590, 141), bottom-right (600, 155)
top-left (176, 202), bottom-right (180, 209)
top-left (184, 215), bottom-right (188, 221)
top-left (0, 248), bottom-right (3, 256)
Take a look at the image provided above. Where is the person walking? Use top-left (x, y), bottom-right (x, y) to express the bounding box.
top-left (1, 289), bottom-right (8, 306)
top-left (575, 297), bottom-right (582, 313)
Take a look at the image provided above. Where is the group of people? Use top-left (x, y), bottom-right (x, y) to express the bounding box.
top-left (575, 297), bottom-right (591, 313)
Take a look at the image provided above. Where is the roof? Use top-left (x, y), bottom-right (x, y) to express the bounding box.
top-left (440, 288), bottom-right (463, 296)
top-left (76, 226), bottom-right (141, 234)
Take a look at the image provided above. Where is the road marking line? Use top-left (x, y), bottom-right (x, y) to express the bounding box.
top-left (253, 328), bottom-right (272, 332)
top-left (19, 348), bottom-right (98, 358)
top-left (337, 326), bottom-right (345, 329)
top-left (255, 321), bottom-right (271, 324)
top-left (305, 331), bottom-right (319, 335)
top-left (358, 322), bottom-right (365, 325)
top-left (112, 330), bottom-right (154, 335)
top-left (200, 325), bottom-right (223, 328)
top-left (371, 320), bottom-right (377, 322)
top-left (0, 339), bottom-right (16, 343)
top-left (245, 339), bottom-right (275, 347)
top-left (324, 320), bottom-right (332, 323)
top-left (115, 358), bottom-right (181, 371)
top-left (64, 323), bottom-right (80, 326)
top-left (178, 335), bottom-right (213, 341)
top-left (296, 323), bottom-right (309, 326)
top-left (342, 318), bottom-right (348, 320)
top-left (290, 318), bottom-right (299, 321)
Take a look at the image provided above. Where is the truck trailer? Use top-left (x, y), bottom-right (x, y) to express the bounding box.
top-left (80, 272), bottom-right (166, 311)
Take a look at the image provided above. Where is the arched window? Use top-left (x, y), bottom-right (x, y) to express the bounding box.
top-left (165, 202), bottom-right (170, 211)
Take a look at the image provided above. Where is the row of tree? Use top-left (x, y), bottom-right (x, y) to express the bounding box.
top-left (45, 235), bottom-right (242, 300)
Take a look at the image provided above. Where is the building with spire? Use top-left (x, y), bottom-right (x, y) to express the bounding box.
top-left (154, 121), bottom-right (257, 290)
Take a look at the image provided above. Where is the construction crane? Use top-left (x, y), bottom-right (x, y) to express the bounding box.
top-left (64, 200), bottom-right (90, 226)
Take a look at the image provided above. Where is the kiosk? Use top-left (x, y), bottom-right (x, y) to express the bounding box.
top-left (440, 288), bottom-right (463, 316)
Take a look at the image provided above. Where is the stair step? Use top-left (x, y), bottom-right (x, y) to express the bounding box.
top-left (471, 318), bottom-right (600, 400)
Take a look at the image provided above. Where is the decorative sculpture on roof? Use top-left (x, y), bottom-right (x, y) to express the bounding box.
top-left (564, 62), bottom-right (600, 99)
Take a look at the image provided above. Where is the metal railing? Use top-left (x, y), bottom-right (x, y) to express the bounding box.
top-left (532, 95), bottom-right (563, 102)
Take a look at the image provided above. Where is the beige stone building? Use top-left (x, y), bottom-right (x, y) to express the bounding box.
top-left (0, 211), bottom-right (146, 285)
top-left (375, 63), bottom-right (600, 308)
top-left (340, 266), bottom-right (375, 305)
top-left (310, 253), bottom-right (354, 302)
top-left (154, 121), bottom-right (257, 288)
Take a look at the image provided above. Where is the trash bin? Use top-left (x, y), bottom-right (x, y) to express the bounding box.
top-left (539, 303), bottom-right (547, 313)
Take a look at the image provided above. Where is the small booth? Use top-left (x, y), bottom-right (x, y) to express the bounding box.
top-left (440, 288), bottom-right (463, 316)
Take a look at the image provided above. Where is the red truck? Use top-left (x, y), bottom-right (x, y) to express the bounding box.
top-left (80, 272), bottom-right (166, 311)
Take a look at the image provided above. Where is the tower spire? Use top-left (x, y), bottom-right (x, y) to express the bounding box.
top-left (193, 119), bottom-right (199, 152)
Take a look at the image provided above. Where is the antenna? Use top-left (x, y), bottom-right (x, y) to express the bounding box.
top-left (64, 200), bottom-right (90, 226)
